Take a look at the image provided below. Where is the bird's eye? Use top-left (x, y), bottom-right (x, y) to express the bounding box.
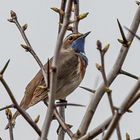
top-left (68, 36), bottom-right (73, 41)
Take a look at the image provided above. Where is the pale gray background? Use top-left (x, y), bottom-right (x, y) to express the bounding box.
top-left (0, 0), bottom-right (140, 139)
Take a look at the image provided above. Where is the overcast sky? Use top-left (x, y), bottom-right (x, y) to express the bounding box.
top-left (0, 0), bottom-right (140, 140)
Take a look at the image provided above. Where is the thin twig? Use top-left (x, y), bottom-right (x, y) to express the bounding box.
top-left (58, 100), bottom-right (66, 140)
top-left (5, 109), bottom-right (14, 140)
top-left (8, 120), bottom-right (14, 140)
top-left (40, 1), bottom-right (73, 139)
top-left (56, 102), bottom-right (85, 108)
top-left (0, 104), bottom-right (14, 111)
top-left (107, 90), bottom-right (122, 140)
top-left (54, 109), bottom-right (74, 138)
top-left (0, 59), bottom-right (10, 75)
top-left (100, 52), bottom-right (107, 85)
top-left (117, 19), bottom-right (128, 46)
top-left (97, 40), bottom-right (122, 139)
top-left (79, 86), bottom-right (96, 94)
top-left (9, 10), bottom-right (49, 139)
top-left (120, 69), bottom-right (138, 80)
top-left (73, 0), bottom-right (79, 33)
top-left (74, 4), bottom-right (140, 138)
top-left (1, 77), bottom-right (41, 136)
top-left (96, 40), bottom-right (108, 85)
top-left (58, 0), bottom-right (66, 33)
top-left (8, 10), bottom-right (48, 87)
top-left (124, 26), bottom-right (140, 40)
top-left (47, 58), bottom-right (50, 89)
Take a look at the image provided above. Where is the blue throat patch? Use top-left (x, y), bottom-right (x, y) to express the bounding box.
top-left (72, 37), bottom-right (88, 65)
top-left (71, 37), bottom-right (85, 53)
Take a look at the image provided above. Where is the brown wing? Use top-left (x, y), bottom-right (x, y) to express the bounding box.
top-left (19, 58), bottom-right (52, 109)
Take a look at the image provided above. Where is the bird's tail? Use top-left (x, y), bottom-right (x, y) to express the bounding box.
top-left (5, 110), bottom-right (20, 129)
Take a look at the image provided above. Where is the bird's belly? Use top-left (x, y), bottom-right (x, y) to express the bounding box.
top-left (55, 74), bottom-right (82, 100)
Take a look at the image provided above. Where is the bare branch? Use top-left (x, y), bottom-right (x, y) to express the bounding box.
top-left (74, 4), bottom-right (140, 138)
top-left (58, 0), bottom-right (66, 33)
top-left (0, 104), bottom-right (14, 111)
top-left (0, 61), bottom-right (41, 136)
top-left (106, 90), bottom-right (122, 140)
top-left (8, 10), bottom-right (48, 86)
top-left (117, 19), bottom-right (128, 46)
top-left (0, 59), bottom-right (10, 75)
top-left (56, 102), bottom-right (85, 108)
top-left (96, 40), bottom-right (108, 86)
top-left (5, 108), bottom-right (14, 140)
top-left (120, 69), bottom-right (138, 80)
top-left (57, 1), bottom-right (67, 139)
top-left (96, 40), bottom-right (122, 139)
top-left (73, 0), bottom-right (79, 33)
top-left (1, 77), bottom-right (41, 135)
top-left (79, 86), bottom-right (96, 94)
top-left (58, 100), bottom-right (66, 140)
top-left (40, 1), bottom-right (73, 139)
top-left (47, 58), bottom-right (50, 89)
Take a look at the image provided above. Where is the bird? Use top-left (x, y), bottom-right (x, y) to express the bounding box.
top-left (5, 31), bottom-right (90, 129)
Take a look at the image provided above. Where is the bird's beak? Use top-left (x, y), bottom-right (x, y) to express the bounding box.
top-left (82, 31), bottom-right (91, 38)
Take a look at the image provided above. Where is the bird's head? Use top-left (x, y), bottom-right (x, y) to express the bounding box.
top-left (62, 31), bottom-right (91, 54)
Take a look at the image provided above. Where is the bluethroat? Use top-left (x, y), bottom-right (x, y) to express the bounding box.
top-left (5, 31), bottom-right (90, 129)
